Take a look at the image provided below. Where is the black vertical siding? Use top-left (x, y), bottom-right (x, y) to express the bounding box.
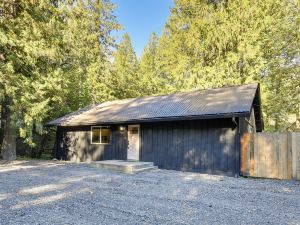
top-left (55, 118), bottom-right (240, 176)
top-left (140, 118), bottom-right (240, 176)
top-left (55, 125), bottom-right (128, 161)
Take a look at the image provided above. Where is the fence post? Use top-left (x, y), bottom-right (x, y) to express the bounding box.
top-left (292, 132), bottom-right (300, 180)
top-left (287, 132), bottom-right (292, 179)
top-left (249, 133), bottom-right (254, 177)
top-left (298, 133), bottom-right (300, 180)
top-left (240, 133), bottom-right (249, 176)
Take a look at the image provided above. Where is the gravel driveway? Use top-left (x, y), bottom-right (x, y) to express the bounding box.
top-left (0, 160), bottom-right (299, 225)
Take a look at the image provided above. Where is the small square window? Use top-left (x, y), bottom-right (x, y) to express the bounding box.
top-left (91, 126), bottom-right (111, 144)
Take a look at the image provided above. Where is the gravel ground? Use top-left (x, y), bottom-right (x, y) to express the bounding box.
top-left (0, 160), bottom-right (299, 225)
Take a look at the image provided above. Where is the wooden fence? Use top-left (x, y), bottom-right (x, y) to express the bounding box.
top-left (240, 132), bottom-right (300, 180)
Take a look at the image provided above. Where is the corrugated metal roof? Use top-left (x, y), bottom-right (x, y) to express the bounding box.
top-left (46, 83), bottom-right (259, 126)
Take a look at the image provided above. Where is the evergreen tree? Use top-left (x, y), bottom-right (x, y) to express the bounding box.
top-left (111, 33), bottom-right (140, 99)
top-left (261, 1), bottom-right (300, 130)
top-left (138, 32), bottom-right (164, 95)
top-left (156, 0), bottom-right (300, 130)
top-left (0, 0), bottom-right (66, 158)
top-left (61, 0), bottom-right (119, 109)
top-left (0, 0), bottom-right (119, 159)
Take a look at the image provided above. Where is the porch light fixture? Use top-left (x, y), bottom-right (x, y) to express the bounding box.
top-left (119, 126), bottom-right (125, 131)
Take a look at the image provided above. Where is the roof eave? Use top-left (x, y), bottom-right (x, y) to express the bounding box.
top-left (44, 112), bottom-right (250, 127)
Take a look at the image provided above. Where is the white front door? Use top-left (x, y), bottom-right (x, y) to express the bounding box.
top-left (127, 125), bottom-right (140, 160)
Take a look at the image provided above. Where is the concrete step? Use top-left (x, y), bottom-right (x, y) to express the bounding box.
top-left (90, 160), bottom-right (157, 174)
top-left (131, 166), bottom-right (158, 174)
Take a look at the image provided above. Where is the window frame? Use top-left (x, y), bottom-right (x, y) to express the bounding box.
top-left (91, 126), bottom-right (111, 145)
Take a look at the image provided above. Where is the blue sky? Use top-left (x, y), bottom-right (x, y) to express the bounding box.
top-left (112, 0), bottom-right (174, 57)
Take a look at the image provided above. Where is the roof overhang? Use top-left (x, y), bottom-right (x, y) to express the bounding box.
top-left (45, 112), bottom-right (250, 127)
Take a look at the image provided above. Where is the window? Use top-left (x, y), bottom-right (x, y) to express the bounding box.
top-left (91, 126), bottom-right (111, 144)
top-left (130, 127), bottom-right (139, 134)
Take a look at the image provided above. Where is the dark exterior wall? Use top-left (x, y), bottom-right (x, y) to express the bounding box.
top-left (54, 118), bottom-right (240, 176)
top-left (55, 125), bottom-right (128, 162)
top-left (139, 118), bottom-right (240, 176)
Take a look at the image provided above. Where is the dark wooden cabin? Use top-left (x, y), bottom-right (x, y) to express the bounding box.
top-left (46, 83), bottom-right (263, 176)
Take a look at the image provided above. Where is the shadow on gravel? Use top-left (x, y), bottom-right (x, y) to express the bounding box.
top-left (0, 160), bottom-right (67, 173)
top-left (0, 160), bottom-right (299, 225)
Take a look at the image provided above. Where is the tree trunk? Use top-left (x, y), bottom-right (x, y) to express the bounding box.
top-left (38, 134), bottom-right (47, 158)
top-left (0, 96), bottom-right (16, 160)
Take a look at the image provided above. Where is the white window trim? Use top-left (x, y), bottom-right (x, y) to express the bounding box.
top-left (91, 126), bottom-right (111, 145)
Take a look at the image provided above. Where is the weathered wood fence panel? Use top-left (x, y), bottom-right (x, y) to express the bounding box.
top-left (240, 132), bottom-right (300, 180)
top-left (292, 133), bottom-right (300, 180)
